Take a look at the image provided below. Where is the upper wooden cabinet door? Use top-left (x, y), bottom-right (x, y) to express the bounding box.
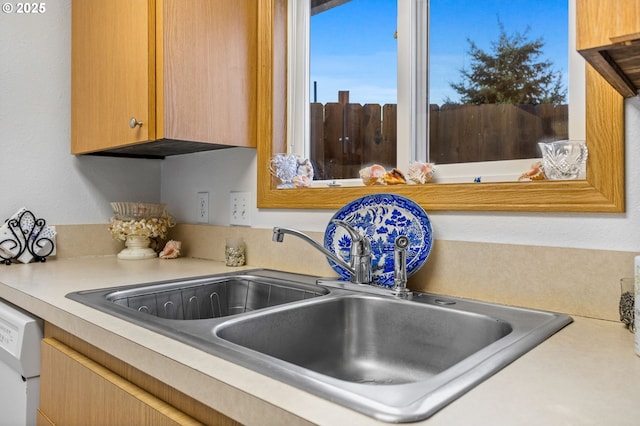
top-left (576, 0), bottom-right (640, 97)
top-left (576, 0), bottom-right (640, 50)
top-left (162, 0), bottom-right (257, 147)
top-left (71, 0), bottom-right (153, 153)
top-left (71, 0), bottom-right (257, 156)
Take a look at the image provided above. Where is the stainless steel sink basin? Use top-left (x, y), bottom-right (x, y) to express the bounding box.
top-left (67, 269), bottom-right (572, 423)
top-left (104, 273), bottom-right (326, 319)
top-left (215, 295), bottom-right (512, 384)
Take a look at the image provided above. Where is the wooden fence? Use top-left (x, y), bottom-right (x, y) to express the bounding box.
top-left (309, 102), bottom-right (568, 180)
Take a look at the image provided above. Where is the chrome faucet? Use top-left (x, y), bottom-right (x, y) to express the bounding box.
top-left (272, 220), bottom-right (372, 284)
top-left (391, 235), bottom-right (412, 296)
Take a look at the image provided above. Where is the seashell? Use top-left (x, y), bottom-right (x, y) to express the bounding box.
top-left (296, 158), bottom-right (315, 181)
top-left (159, 240), bottom-right (182, 259)
top-left (407, 161), bottom-right (435, 184)
top-left (518, 161), bottom-right (546, 181)
top-left (359, 164), bottom-right (387, 185)
top-left (382, 168), bottom-right (407, 185)
top-left (292, 174), bottom-right (311, 188)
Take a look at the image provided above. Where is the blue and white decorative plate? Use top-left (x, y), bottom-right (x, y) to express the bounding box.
top-left (324, 194), bottom-right (433, 287)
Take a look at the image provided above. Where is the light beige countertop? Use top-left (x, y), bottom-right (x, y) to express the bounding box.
top-left (1, 256), bottom-right (639, 425)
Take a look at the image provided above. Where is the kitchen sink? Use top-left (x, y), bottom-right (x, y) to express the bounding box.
top-left (215, 295), bottom-right (512, 384)
top-left (67, 269), bottom-right (572, 423)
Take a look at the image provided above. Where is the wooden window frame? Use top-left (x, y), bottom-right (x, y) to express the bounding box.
top-left (256, 0), bottom-right (624, 213)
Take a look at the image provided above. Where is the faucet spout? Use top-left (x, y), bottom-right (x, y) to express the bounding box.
top-left (272, 227), bottom-right (357, 277)
top-left (330, 220), bottom-right (372, 284)
top-left (272, 229), bottom-right (285, 243)
top-left (272, 223), bottom-right (372, 284)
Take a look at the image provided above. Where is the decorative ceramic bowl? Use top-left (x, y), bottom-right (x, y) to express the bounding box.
top-left (110, 202), bottom-right (166, 221)
top-left (109, 202), bottom-right (173, 260)
top-left (538, 141), bottom-right (588, 180)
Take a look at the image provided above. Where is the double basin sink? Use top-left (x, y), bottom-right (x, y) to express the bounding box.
top-left (67, 269), bottom-right (572, 423)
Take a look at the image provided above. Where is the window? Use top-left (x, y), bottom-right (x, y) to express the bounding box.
top-left (289, 0), bottom-right (582, 184)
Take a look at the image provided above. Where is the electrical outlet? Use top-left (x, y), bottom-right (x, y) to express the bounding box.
top-left (197, 192), bottom-right (209, 223)
top-left (229, 191), bottom-right (252, 226)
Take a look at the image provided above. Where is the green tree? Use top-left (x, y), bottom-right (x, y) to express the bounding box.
top-left (448, 22), bottom-right (566, 105)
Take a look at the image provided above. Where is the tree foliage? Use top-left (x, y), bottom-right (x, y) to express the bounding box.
top-left (448, 22), bottom-right (566, 105)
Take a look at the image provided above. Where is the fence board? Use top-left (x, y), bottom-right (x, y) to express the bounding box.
top-left (309, 102), bottom-right (325, 177)
top-left (345, 103), bottom-right (362, 177)
top-left (360, 104), bottom-right (381, 166)
top-left (381, 104), bottom-right (397, 168)
top-left (322, 103), bottom-right (343, 178)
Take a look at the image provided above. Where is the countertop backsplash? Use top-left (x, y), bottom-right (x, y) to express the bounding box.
top-left (50, 223), bottom-right (634, 322)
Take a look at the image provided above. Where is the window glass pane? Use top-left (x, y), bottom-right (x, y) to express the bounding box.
top-left (429, 0), bottom-right (569, 164)
top-left (310, 0), bottom-right (398, 179)
top-left (306, 0), bottom-right (570, 183)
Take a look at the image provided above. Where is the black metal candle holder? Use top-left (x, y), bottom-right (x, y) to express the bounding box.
top-left (0, 210), bottom-right (55, 265)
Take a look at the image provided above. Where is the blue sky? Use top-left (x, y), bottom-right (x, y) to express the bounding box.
top-left (310, 0), bottom-right (568, 105)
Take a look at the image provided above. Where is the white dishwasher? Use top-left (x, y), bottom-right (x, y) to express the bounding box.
top-left (0, 299), bottom-right (43, 426)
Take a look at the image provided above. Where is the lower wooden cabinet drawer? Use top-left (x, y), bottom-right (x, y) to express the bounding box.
top-left (39, 338), bottom-right (203, 426)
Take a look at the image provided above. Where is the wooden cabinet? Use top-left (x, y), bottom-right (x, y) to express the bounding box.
top-left (37, 409), bottom-right (55, 426)
top-left (39, 338), bottom-right (203, 426)
top-left (39, 324), bottom-right (240, 426)
top-left (71, 0), bottom-right (257, 158)
top-left (576, 0), bottom-right (640, 98)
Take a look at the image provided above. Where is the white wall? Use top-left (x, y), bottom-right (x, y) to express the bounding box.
top-left (0, 1), bottom-right (161, 224)
top-left (3, 1), bottom-right (640, 253)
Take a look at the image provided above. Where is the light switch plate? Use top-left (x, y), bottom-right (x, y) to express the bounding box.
top-left (229, 191), bottom-right (252, 226)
